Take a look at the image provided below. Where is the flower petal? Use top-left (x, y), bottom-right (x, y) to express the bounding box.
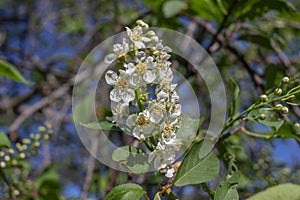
top-left (104, 54), bottom-right (116, 64)
top-left (143, 70), bottom-right (156, 83)
top-left (110, 89), bottom-right (121, 102)
top-left (105, 70), bottom-right (118, 85)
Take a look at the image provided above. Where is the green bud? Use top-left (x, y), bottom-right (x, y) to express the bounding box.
top-left (35, 134), bottom-right (41, 140)
top-left (38, 126), bottom-right (46, 132)
top-left (288, 95), bottom-right (296, 101)
top-left (8, 148), bottom-right (14, 154)
top-left (0, 151), bottom-right (5, 157)
top-left (275, 104), bottom-right (283, 110)
top-left (259, 114), bottom-right (266, 120)
top-left (4, 155), bottom-right (10, 161)
top-left (274, 88), bottom-right (282, 95)
top-left (44, 134), bottom-right (50, 140)
top-left (259, 94), bottom-right (268, 102)
top-left (282, 76), bottom-right (290, 83)
top-left (45, 121), bottom-right (52, 129)
top-left (19, 153), bottom-right (26, 159)
top-left (0, 161), bottom-right (6, 168)
top-left (22, 139), bottom-right (31, 144)
top-left (34, 141), bottom-right (40, 147)
top-left (12, 160), bottom-right (17, 166)
top-left (146, 30), bottom-right (155, 37)
top-left (13, 189), bottom-right (20, 196)
top-left (136, 19), bottom-right (143, 25)
top-left (281, 106), bottom-right (289, 114)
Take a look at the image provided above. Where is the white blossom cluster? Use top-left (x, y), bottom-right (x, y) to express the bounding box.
top-left (104, 20), bottom-right (182, 177)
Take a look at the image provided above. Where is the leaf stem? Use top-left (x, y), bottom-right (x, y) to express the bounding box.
top-left (201, 183), bottom-right (215, 199)
top-left (240, 126), bottom-right (273, 139)
top-left (221, 84), bottom-right (300, 135)
top-left (143, 193), bottom-right (151, 200)
top-left (166, 188), bottom-right (179, 200)
top-left (135, 87), bottom-right (144, 111)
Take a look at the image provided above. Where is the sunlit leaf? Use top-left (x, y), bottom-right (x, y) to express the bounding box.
top-left (189, 0), bottom-right (223, 22)
top-left (236, 0), bottom-right (298, 22)
top-left (214, 182), bottom-right (239, 200)
top-left (273, 121), bottom-right (300, 141)
top-left (104, 183), bottom-right (146, 200)
top-left (0, 132), bottom-right (11, 148)
top-left (174, 139), bottom-right (219, 186)
top-left (247, 183), bottom-right (300, 200)
top-left (112, 146), bottom-right (149, 174)
top-left (176, 114), bottom-right (203, 146)
top-left (162, 0), bottom-right (184, 18)
top-left (0, 60), bottom-right (30, 84)
top-left (80, 121), bottom-right (121, 131)
top-left (237, 34), bottom-right (272, 49)
top-left (247, 109), bottom-right (284, 132)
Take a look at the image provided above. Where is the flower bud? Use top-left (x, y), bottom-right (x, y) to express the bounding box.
top-left (19, 153), bottom-right (26, 159)
top-left (44, 134), bottom-right (50, 140)
top-left (259, 94), bottom-right (268, 102)
top-left (136, 19), bottom-right (143, 25)
top-left (0, 161), bottom-right (6, 168)
top-left (13, 189), bottom-right (20, 196)
top-left (281, 106), bottom-right (289, 114)
top-left (45, 121), bottom-right (52, 129)
top-left (8, 148), bottom-right (14, 154)
top-left (4, 155), bottom-right (10, 161)
top-left (288, 95), bottom-right (296, 101)
top-left (282, 76), bottom-right (290, 83)
top-left (259, 114), bottom-right (266, 120)
top-left (12, 160), bottom-right (18, 166)
top-left (275, 104), bottom-right (283, 110)
top-left (274, 88), bottom-right (282, 95)
top-left (38, 126), bottom-right (46, 132)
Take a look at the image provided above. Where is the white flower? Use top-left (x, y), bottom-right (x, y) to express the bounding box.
top-left (107, 103), bottom-right (129, 125)
top-left (104, 38), bottom-right (129, 64)
top-left (169, 103), bottom-right (181, 118)
top-left (105, 70), bottom-right (118, 85)
top-left (105, 70), bottom-right (136, 104)
top-left (126, 26), bottom-right (151, 49)
top-left (165, 167), bottom-right (175, 178)
top-left (104, 20), bottom-right (185, 176)
top-left (126, 110), bottom-right (155, 139)
top-left (148, 101), bottom-right (165, 123)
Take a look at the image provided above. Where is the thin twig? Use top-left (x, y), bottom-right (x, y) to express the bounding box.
top-left (80, 137), bottom-right (98, 200)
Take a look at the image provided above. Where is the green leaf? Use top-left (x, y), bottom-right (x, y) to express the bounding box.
top-left (0, 132), bottom-right (11, 148)
top-left (112, 146), bottom-right (149, 174)
top-left (189, 0), bottom-right (223, 22)
top-left (174, 139), bottom-right (219, 186)
top-left (247, 183), bottom-right (300, 200)
top-left (247, 109), bottom-right (284, 132)
top-left (273, 121), bottom-right (300, 141)
top-left (104, 183), bottom-right (146, 200)
top-left (265, 65), bottom-right (283, 91)
top-left (214, 182), bottom-right (239, 200)
top-left (35, 165), bottom-right (59, 190)
top-left (162, 0), bottom-right (184, 18)
top-left (177, 114), bottom-right (203, 146)
top-left (236, 0), bottom-right (297, 22)
top-left (228, 79), bottom-right (240, 119)
top-left (237, 34), bottom-right (272, 49)
top-left (80, 121), bottom-right (121, 131)
top-left (0, 60), bottom-right (30, 84)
